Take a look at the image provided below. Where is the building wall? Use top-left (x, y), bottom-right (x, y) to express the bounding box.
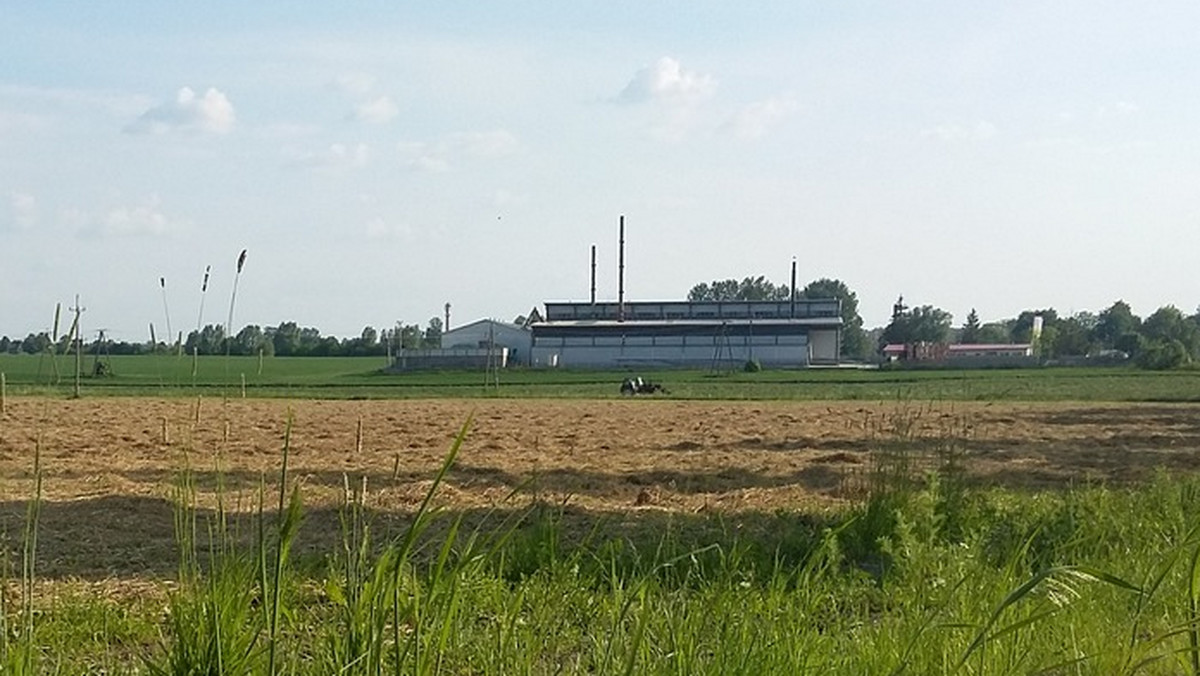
top-left (530, 300), bottom-right (842, 369)
top-left (530, 329), bottom-right (812, 368)
top-left (389, 347), bottom-right (508, 371)
top-left (530, 340), bottom-right (808, 368)
top-left (441, 320), bottom-right (532, 364)
top-left (807, 329), bottom-right (840, 364)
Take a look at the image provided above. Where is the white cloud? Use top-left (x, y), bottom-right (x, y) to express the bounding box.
top-left (259, 122), bottom-right (321, 139)
top-left (0, 110), bottom-right (48, 135)
top-left (0, 84), bottom-right (152, 117)
top-left (1097, 101), bottom-right (1140, 119)
top-left (618, 57), bottom-right (716, 104)
top-left (73, 195), bottom-right (181, 238)
top-left (125, 87), bottom-right (236, 135)
top-left (492, 189), bottom-right (527, 209)
top-left (331, 72), bottom-right (377, 95)
top-left (9, 191), bottom-right (36, 230)
top-left (398, 130), bottom-right (519, 172)
top-left (285, 143), bottom-right (369, 170)
top-left (920, 120), bottom-right (997, 142)
top-left (355, 96), bottom-right (399, 124)
top-left (723, 97), bottom-right (799, 140)
top-left (365, 216), bottom-right (413, 240)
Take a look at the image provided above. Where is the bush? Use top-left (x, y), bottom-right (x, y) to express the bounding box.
top-left (743, 359), bottom-right (762, 373)
top-left (1135, 338), bottom-right (1190, 370)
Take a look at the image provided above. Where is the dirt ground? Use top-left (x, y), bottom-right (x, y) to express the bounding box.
top-left (1, 396), bottom-right (1199, 579)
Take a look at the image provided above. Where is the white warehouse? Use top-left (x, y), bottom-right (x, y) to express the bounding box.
top-left (529, 299), bottom-right (842, 368)
top-left (441, 319), bottom-right (533, 365)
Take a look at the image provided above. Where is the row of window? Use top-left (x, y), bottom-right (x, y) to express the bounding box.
top-left (531, 334), bottom-right (808, 348)
top-left (544, 301), bottom-right (840, 321)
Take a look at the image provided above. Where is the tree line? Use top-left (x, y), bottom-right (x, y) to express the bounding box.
top-left (687, 275), bottom-right (1200, 369)
top-left (881, 297), bottom-right (1200, 369)
top-left (0, 318), bottom-right (445, 358)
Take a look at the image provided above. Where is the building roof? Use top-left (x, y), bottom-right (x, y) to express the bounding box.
top-left (443, 318), bottom-right (529, 336)
top-left (535, 318), bottom-right (842, 329)
top-left (947, 343), bottom-right (1032, 352)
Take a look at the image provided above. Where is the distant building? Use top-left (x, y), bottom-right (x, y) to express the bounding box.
top-left (529, 299), bottom-right (842, 368)
top-left (883, 342), bottom-right (1034, 366)
top-left (388, 318), bottom-right (530, 372)
top-left (440, 319), bottom-right (532, 365)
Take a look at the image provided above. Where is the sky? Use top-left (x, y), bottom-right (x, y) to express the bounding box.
top-left (3, 2), bottom-right (1200, 342)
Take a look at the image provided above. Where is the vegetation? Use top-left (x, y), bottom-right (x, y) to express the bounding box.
top-left (5, 409), bottom-right (1200, 673)
top-left (0, 318), bottom-right (445, 359)
top-left (6, 354), bottom-right (1200, 400)
top-left (881, 296), bottom-right (954, 346)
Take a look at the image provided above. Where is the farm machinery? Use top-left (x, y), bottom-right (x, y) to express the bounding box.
top-left (620, 376), bottom-right (667, 396)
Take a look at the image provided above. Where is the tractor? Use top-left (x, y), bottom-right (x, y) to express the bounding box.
top-left (620, 376), bottom-right (666, 396)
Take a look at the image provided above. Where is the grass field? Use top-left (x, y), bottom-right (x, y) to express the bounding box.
top-left (3, 357), bottom-right (1200, 672)
top-left (4, 352), bottom-right (1200, 401)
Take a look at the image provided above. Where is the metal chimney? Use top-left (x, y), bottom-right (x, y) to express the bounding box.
top-left (590, 244), bottom-right (597, 305)
top-left (618, 215), bottom-right (625, 322)
top-left (444, 302), bottom-right (451, 331)
top-left (790, 257), bottom-right (797, 318)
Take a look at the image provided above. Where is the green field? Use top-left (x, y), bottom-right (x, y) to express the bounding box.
top-left (5, 354), bottom-right (1200, 672)
top-left (3, 352), bottom-right (1200, 401)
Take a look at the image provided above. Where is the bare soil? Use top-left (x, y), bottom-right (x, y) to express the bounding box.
top-left (1, 397), bottom-right (1199, 579)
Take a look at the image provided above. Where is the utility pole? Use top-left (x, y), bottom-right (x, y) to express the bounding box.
top-left (69, 294), bottom-right (85, 398)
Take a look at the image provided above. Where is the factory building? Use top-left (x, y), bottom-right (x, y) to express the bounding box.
top-left (529, 299), bottom-right (842, 368)
top-left (441, 318), bottom-right (532, 365)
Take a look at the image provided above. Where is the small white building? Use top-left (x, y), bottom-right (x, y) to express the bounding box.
top-left (441, 319), bottom-right (532, 365)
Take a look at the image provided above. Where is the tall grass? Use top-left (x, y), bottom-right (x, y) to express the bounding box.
top-left (7, 406), bottom-right (1200, 673)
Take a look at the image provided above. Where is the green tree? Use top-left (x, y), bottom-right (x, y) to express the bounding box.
top-left (399, 324), bottom-right (423, 350)
top-left (233, 324), bottom-right (269, 356)
top-left (880, 300), bottom-right (953, 346)
top-left (1010, 309), bottom-right (1059, 344)
top-left (801, 278), bottom-right (868, 359)
top-left (21, 332), bottom-right (51, 354)
top-left (1048, 314), bottom-right (1094, 357)
top-left (687, 276), bottom-right (790, 301)
top-left (271, 322), bottom-right (301, 356)
top-left (422, 317), bottom-right (444, 349)
top-left (977, 322), bottom-right (1010, 344)
top-left (1092, 300), bottom-right (1140, 349)
top-left (1141, 305), bottom-right (1200, 358)
top-left (1136, 338), bottom-right (1189, 369)
top-left (960, 309), bottom-right (982, 344)
top-left (185, 324), bottom-right (225, 355)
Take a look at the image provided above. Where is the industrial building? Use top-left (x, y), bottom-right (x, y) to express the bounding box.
top-left (528, 299), bottom-right (842, 368)
top-left (441, 318), bottom-right (532, 365)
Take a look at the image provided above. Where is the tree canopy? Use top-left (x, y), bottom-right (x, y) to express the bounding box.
top-left (880, 298), bottom-right (953, 346)
top-left (687, 276), bottom-right (791, 302)
top-left (801, 278), bottom-right (869, 360)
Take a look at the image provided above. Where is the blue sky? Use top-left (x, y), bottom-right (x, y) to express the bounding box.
top-left (3, 2), bottom-right (1199, 342)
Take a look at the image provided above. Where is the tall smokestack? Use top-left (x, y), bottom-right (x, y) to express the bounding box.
top-left (618, 215), bottom-right (625, 322)
top-left (790, 257), bottom-right (797, 318)
top-left (590, 244), bottom-right (597, 305)
top-left (444, 302), bottom-right (451, 331)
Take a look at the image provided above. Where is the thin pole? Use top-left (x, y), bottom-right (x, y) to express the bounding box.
top-left (790, 257), bottom-right (797, 318)
top-left (70, 295), bottom-right (83, 398)
top-left (590, 244), bottom-right (596, 305)
top-left (618, 215), bottom-right (625, 322)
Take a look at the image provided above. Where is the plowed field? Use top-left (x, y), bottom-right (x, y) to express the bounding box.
top-left (1, 397), bottom-right (1199, 579)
